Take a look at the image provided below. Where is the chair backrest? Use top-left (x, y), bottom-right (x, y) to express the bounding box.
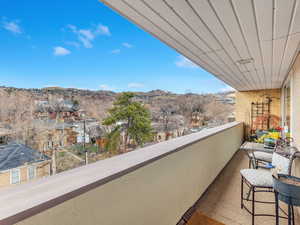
top-left (275, 137), bottom-right (294, 152)
top-left (272, 153), bottom-right (290, 175)
top-left (272, 147), bottom-right (298, 175)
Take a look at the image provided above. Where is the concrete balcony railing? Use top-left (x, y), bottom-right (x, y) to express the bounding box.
top-left (0, 122), bottom-right (243, 225)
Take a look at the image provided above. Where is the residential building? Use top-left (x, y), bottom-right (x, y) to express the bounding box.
top-left (0, 127), bottom-right (11, 145)
top-left (190, 112), bottom-right (205, 128)
top-left (0, 143), bottom-right (51, 188)
top-left (73, 120), bottom-right (105, 145)
top-left (35, 99), bottom-right (81, 122)
top-left (29, 120), bottom-right (78, 154)
top-left (152, 115), bottom-right (186, 141)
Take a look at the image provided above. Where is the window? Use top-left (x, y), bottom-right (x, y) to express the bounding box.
top-left (48, 141), bottom-right (53, 148)
top-left (28, 166), bottom-right (36, 180)
top-left (10, 169), bottom-right (20, 184)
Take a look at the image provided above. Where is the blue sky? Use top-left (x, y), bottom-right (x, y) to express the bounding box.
top-left (0, 0), bottom-right (232, 94)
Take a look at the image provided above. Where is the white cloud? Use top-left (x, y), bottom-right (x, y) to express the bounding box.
top-left (110, 49), bottom-right (121, 54)
top-left (96, 24), bottom-right (111, 36)
top-left (43, 84), bottom-right (61, 88)
top-left (175, 56), bottom-right (198, 69)
top-left (79, 29), bottom-right (94, 39)
top-left (122, 42), bottom-right (133, 48)
top-left (220, 85), bottom-right (235, 92)
top-left (53, 46), bottom-right (71, 56)
top-left (99, 84), bottom-right (115, 91)
top-left (78, 36), bottom-right (93, 48)
top-left (67, 23), bottom-right (111, 48)
top-left (67, 24), bottom-right (77, 32)
top-left (2, 19), bottom-right (22, 34)
top-left (128, 83), bottom-right (144, 88)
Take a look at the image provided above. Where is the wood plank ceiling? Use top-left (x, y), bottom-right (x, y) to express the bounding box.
top-left (100, 0), bottom-right (300, 91)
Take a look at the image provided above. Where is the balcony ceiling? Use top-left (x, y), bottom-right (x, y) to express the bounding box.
top-left (100, 0), bottom-right (300, 91)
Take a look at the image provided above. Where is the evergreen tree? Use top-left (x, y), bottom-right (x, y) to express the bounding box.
top-left (103, 92), bottom-right (153, 152)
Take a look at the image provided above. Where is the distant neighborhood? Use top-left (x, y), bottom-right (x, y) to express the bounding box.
top-left (0, 86), bottom-right (235, 188)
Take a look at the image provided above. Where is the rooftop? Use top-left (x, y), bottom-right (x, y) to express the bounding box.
top-left (0, 143), bottom-right (50, 171)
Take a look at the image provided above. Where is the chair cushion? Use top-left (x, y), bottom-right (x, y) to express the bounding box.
top-left (272, 152), bottom-right (290, 175)
top-left (251, 152), bottom-right (273, 162)
top-left (240, 169), bottom-right (273, 187)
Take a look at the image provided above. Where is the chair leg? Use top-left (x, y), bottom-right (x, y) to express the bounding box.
top-left (288, 203), bottom-right (291, 225)
top-left (252, 187), bottom-right (255, 225)
top-left (292, 205), bottom-right (295, 225)
top-left (275, 191), bottom-right (279, 225)
top-left (241, 177), bottom-right (244, 209)
top-left (249, 159), bottom-right (252, 168)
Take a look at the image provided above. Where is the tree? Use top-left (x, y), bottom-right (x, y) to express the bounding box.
top-left (103, 92), bottom-right (153, 152)
top-left (157, 104), bottom-right (179, 140)
top-left (104, 126), bottom-right (121, 154)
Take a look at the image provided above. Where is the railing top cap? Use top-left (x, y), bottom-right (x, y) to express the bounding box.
top-left (0, 122), bottom-right (242, 224)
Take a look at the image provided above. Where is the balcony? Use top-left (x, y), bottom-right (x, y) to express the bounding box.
top-left (0, 122), bottom-right (246, 225)
top-left (182, 147), bottom-right (300, 225)
top-left (2, 0), bottom-right (300, 224)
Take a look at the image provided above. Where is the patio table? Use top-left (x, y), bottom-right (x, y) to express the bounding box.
top-left (241, 141), bottom-right (299, 157)
top-left (240, 142), bottom-right (274, 168)
top-left (240, 142), bottom-right (274, 154)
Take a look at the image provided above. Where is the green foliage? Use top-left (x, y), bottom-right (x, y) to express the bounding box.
top-left (103, 92), bottom-right (153, 151)
top-left (58, 151), bottom-right (66, 157)
top-left (70, 144), bottom-right (99, 155)
top-left (72, 99), bottom-right (80, 106)
top-left (104, 126), bottom-right (121, 153)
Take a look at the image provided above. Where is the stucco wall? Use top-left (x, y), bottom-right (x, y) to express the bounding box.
top-left (0, 171), bottom-right (10, 187)
top-left (285, 53), bottom-right (300, 217)
top-left (12, 123), bottom-right (243, 225)
top-left (0, 163), bottom-right (50, 188)
top-left (289, 54), bottom-right (300, 181)
top-left (290, 54), bottom-right (300, 150)
top-left (235, 89), bottom-right (281, 138)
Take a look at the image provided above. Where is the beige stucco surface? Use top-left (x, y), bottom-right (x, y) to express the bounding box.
top-left (0, 163), bottom-right (50, 188)
top-left (10, 123), bottom-right (243, 225)
top-left (235, 89), bottom-right (281, 137)
top-left (275, 53), bottom-right (300, 217)
top-left (290, 54), bottom-right (300, 152)
top-left (289, 54), bottom-right (300, 219)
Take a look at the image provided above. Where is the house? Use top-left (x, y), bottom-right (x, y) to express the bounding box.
top-left (0, 143), bottom-right (51, 188)
top-left (73, 120), bottom-right (107, 152)
top-left (35, 99), bottom-right (81, 122)
top-left (0, 127), bottom-right (12, 144)
top-left (152, 120), bottom-right (186, 142)
top-left (29, 120), bottom-right (78, 154)
top-left (216, 93), bottom-right (236, 105)
top-left (190, 112), bottom-right (205, 128)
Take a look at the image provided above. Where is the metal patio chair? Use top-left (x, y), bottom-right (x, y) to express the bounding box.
top-left (240, 148), bottom-right (298, 225)
top-left (246, 139), bottom-right (291, 169)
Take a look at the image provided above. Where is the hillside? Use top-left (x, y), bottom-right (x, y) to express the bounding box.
top-left (0, 86), bottom-right (235, 138)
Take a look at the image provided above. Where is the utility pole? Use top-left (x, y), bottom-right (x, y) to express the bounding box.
top-left (83, 119), bottom-right (88, 165)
